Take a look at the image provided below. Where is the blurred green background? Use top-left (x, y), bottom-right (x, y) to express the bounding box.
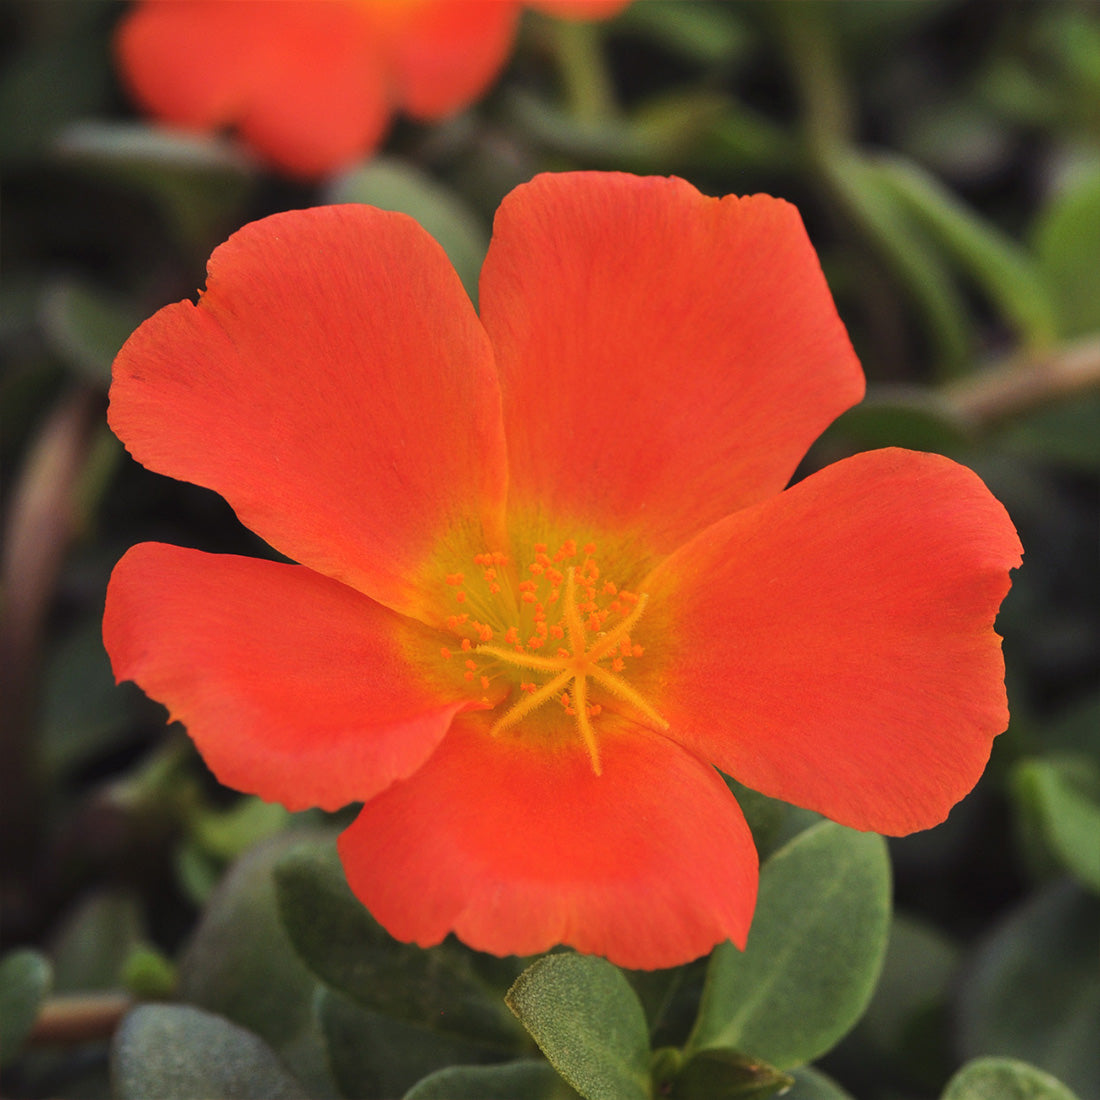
top-left (1, 2), bottom-right (1098, 1099)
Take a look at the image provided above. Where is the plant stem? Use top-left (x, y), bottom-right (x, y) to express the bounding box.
top-left (553, 19), bottom-right (617, 127)
top-left (943, 335), bottom-right (1100, 428)
top-left (29, 993), bottom-right (133, 1045)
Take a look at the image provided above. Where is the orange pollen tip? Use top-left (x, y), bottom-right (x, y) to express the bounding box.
top-left (451, 542), bottom-right (668, 777)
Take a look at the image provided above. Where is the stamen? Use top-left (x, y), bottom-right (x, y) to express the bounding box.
top-left (471, 554), bottom-right (666, 773)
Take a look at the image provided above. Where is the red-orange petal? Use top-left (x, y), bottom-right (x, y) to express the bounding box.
top-left (338, 716), bottom-right (758, 968)
top-left (384, 1), bottom-right (522, 120)
top-left (479, 172), bottom-right (865, 552)
top-left (116, 1), bottom-right (392, 178)
top-left (103, 543), bottom-right (465, 812)
top-left (646, 448), bottom-right (1023, 835)
top-left (109, 205), bottom-right (507, 624)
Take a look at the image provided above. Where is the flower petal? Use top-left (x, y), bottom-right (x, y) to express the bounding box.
top-left (386, 1), bottom-right (521, 120)
top-left (646, 448), bottom-right (1022, 835)
top-left (338, 716), bottom-right (758, 968)
top-left (479, 172), bottom-right (864, 551)
top-left (103, 543), bottom-right (466, 812)
top-left (109, 205), bottom-right (508, 623)
top-left (116, 1), bottom-right (392, 178)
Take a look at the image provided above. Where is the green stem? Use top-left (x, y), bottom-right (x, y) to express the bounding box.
top-left (552, 19), bottom-right (618, 127)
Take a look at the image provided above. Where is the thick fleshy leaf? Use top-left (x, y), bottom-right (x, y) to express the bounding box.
top-left (116, 1), bottom-right (390, 178)
top-left (689, 822), bottom-right (890, 1069)
top-left (321, 987), bottom-right (508, 1100)
top-left (339, 716), bottom-right (758, 968)
top-left (506, 954), bottom-right (650, 1100)
top-left (941, 1058), bottom-right (1081, 1100)
top-left (479, 172), bottom-right (864, 552)
top-left (104, 544), bottom-right (463, 812)
top-left (112, 1004), bottom-right (308, 1100)
top-left (108, 204), bottom-right (507, 622)
top-left (387, 1), bottom-right (520, 120)
top-left (1033, 172), bottom-right (1100, 338)
top-left (177, 830), bottom-right (339, 1098)
top-left (661, 1048), bottom-right (793, 1099)
top-left (50, 890), bottom-right (144, 993)
top-left (1013, 754), bottom-right (1100, 892)
top-left (404, 1059), bottom-right (575, 1099)
top-left (649, 447), bottom-right (1021, 835)
top-left (785, 1066), bottom-right (857, 1100)
top-left (275, 840), bottom-right (524, 1049)
top-left (0, 949), bottom-right (52, 1066)
top-left (958, 881), bottom-right (1100, 1097)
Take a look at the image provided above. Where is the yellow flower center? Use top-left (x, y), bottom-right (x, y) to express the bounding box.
top-left (436, 539), bottom-right (669, 775)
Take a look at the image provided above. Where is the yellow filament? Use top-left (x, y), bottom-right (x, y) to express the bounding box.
top-left (476, 566), bottom-right (667, 774)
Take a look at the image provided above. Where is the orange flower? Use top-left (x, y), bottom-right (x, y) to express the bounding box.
top-left (103, 172), bottom-right (1021, 968)
top-left (114, 0), bottom-right (628, 179)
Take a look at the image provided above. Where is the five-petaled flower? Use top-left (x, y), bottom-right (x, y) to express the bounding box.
top-left (115, 0), bottom-right (628, 179)
top-left (103, 172), bottom-right (1021, 968)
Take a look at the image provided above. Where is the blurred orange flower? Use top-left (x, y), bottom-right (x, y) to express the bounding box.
top-left (115, 0), bottom-right (628, 178)
top-left (103, 172), bottom-right (1021, 968)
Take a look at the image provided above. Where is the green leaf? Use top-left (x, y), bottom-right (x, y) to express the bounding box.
top-left (846, 913), bottom-right (959, 1090)
top-left (404, 1058), bottom-right (578, 1099)
top-left (178, 830), bottom-right (340, 1099)
top-left (49, 889), bottom-right (144, 993)
top-left (871, 154), bottom-right (1058, 350)
top-left (112, 1004), bottom-right (308, 1100)
top-left (827, 386), bottom-right (972, 454)
top-left (785, 1065), bottom-right (857, 1100)
top-left (274, 840), bottom-right (524, 1048)
top-left (191, 797), bottom-right (291, 861)
top-left (39, 615), bottom-right (136, 778)
top-left (319, 987), bottom-right (507, 1100)
top-left (325, 158), bottom-right (488, 301)
top-left (664, 1048), bottom-right (793, 1099)
top-left (958, 881), bottom-right (1100, 1097)
top-left (53, 121), bottom-right (255, 255)
top-left (942, 1057), bottom-right (1081, 1100)
top-left (618, 1), bottom-right (753, 67)
top-left (690, 822), bottom-right (891, 1069)
top-left (506, 954), bottom-right (651, 1100)
top-left (38, 278), bottom-right (145, 387)
top-left (1014, 755), bottom-right (1100, 892)
top-left (1033, 173), bottom-right (1100, 338)
top-left (0, 949), bottom-right (52, 1066)
top-left (823, 149), bottom-right (973, 377)
top-left (997, 390), bottom-right (1100, 473)
top-left (120, 944), bottom-right (177, 1000)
